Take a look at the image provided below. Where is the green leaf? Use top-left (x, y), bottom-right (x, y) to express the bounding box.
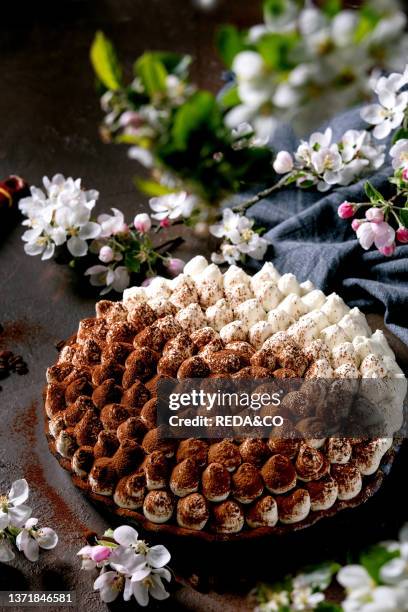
top-left (399, 209), bottom-right (408, 228)
top-left (124, 251), bottom-right (142, 273)
top-left (256, 32), bottom-right (298, 71)
top-left (392, 127), bottom-right (408, 144)
top-left (263, 0), bottom-right (287, 22)
top-left (219, 84), bottom-right (241, 109)
top-left (321, 0), bottom-right (341, 17)
top-left (360, 545), bottom-right (400, 584)
top-left (90, 31), bottom-right (123, 91)
top-left (217, 25), bottom-right (246, 68)
top-left (364, 180), bottom-right (384, 203)
top-left (134, 178), bottom-right (175, 197)
top-left (149, 52), bottom-right (191, 76)
top-left (134, 53), bottom-right (168, 98)
top-left (354, 6), bottom-right (381, 43)
top-left (171, 91), bottom-right (219, 150)
top-left (316, 603), bottom-right (343, 612)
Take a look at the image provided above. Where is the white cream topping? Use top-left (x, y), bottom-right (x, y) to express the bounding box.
top-left (320, 324), bottom-right (349, 349)
top-left (278, 273), bottom-right (301, 296)
top-left (277, 293), bottom-right (307, 319)
top-left (234, 298), bottom-right (266, 330)
top-left (175, 303), bottom-right (206, 332)
top-left (299, 279), bottom-right (315, 295)
top-left (249, 321), bottom-right (274, 350)
top-left (183, 255), bottom-right (208, 277)
top-left (206, 299), bottom-right (234, 331)
top-left (254, 281), bottom-right (282, 311)
top-left (267, 309), bottom-right (294, 333)
top-left (320, 293), bottom-right (350, 324)
top-left (250, 262), bottom-right (280, 292)
top-left (301, 289), bottom-right (326, 311)
top-left (219, 320), bottom-right (247, 343)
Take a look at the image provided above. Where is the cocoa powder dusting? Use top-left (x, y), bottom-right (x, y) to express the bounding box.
top-left (12, 401), bottom-right (87, 537)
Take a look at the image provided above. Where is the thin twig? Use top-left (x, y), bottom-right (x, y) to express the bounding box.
top-left (232, 175), bottom-right (289, 213)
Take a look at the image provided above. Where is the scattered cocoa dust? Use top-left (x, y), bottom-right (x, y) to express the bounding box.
top-left (12, 401), bottom-right (88, 538)
top-left (0, 318), bottom-right (43, 349)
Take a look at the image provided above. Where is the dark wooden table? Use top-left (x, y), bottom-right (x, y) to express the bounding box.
top-left (1, 2), bottom-right (407, 611)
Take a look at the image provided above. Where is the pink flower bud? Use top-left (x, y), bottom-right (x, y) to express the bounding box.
top-left (351, 218), bottom-right (363, 232)
top-left (165, 258), bottom-right (185, 277)
top-left (134, 213), bottom-right (152, 234)
top-left (338, 201), bottom-right (355, 219)
top-left (273, 151), bottom-right (294, 174)
top-left (365, 207), bottom-right (384, 223)
top-left (99, 245), bottom-right (114, 263)
top-left (90, 546), bottom-right (111, 563)
top-left (379, 243), bottom-right (396, 256)
top-left (396, 226), bottom-right (408, 243)
top-left (402, 168), bottom-right (408, 182)
top-left (160, 218), bottom-right (171, 228)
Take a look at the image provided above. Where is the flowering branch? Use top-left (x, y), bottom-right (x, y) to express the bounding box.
top-left (0, 479), bottom-right (58, 563)
top-left (78, 525), bottom-right (171, 606)
top-left (254, 522), bottom-right (408, 611)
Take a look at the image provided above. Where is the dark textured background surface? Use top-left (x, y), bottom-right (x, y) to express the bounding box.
top-left (0, 2), bottom-right (407, 611)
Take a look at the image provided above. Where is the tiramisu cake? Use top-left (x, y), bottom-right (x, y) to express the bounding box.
top-left (44, 257), bottom-right (406, 538)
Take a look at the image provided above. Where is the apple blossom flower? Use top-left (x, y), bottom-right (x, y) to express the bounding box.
top-left (396, 227), bottom-right (408, 243)
top-left (337, 564), bottom-right (406, 612)
top-left (85, 264), bottom-right (130, 295)
top-left (80, 525), bottom-right (171, 606)
top-left (113, 526), bottom-right (170, 569)
top-left (403, 168), bottom-right (408, 182)
top-left (19, 174), bottom-right (101, 259)
top-left (390, 139), bottom-right (408, 170)
top-left (287, 127), bottom-right (384, 192)
top-left (54, 204), bottom-right (101, 257)
top-left (356, 221), bottom-right (395, 252)
top-left (273, 151), bottom-right (294, 174)
top-left (21, 222), bottom-right (66, 260)
top-left (93, 571), bottom-right (125, 603)
top-left (16, 518), bottom-right (58, 562)
top-left (0, 479), bottom-right (31, 530)
top-left (134, 213), bottom-right (152, 234)
top-left (361, 86), bottom-right (408, 139)
top-left (164, 258), bottom-right (185, 277)
top-left (92, 546), bottom-right (111, 563)
top-left (99, 245), bottom-right (114, 263)
top-left (291, 585), bottom-right (325, 611)
top-left (338, 201), bottom-right (355, 219)
top-left (149, 192), bottom-right (197, 221)
top-left (210, 209), bottom-right (268, 264)
top-left (351, 218), bottom-right (363, 232)
top-left (97, 208), bottom-right (128, 237)
top-left (365, 208), bottom-right (384, 223)
top-left (128, 146), bottom-right (154, 168)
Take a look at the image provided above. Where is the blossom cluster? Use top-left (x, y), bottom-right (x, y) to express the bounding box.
top-left (78, 525), bottom-right (171, 606)
top-left (337, 139), bottom-right (408, 256)
top-left (210, 208), bottom-right (268, 264)
top-left (19, 174), bottom-right (100, 260)
top-left (18, 174), bottom-right (197, 294)
top-left (221, 0), bottom-right (408, 142)
top-left (361, 66), bottom-right (408, 139)
top-left (273, 127), bottom-right (385, 192)
top-left (0, 479), bottom-right (58, 563)
top-left (255, 523), bottom-right (408, 612)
